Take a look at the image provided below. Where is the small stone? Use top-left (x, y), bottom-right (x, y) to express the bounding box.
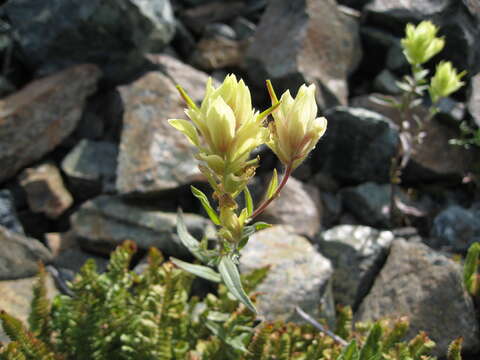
top-left (0, 225), bottom-right (52, 280)
top-left (61, 139), bottom-right (118, 197)
top-left (312, 107), bottom-right (399, 183)
top-left (45, 231), bottom-right (77, 257)
top-left (232, 17), bottom-right (256, 40)
top-left (0, 64), bottom-right (101, 183)
top-left (19, 163), bottom-right (73, 219)
top-left (430, 205), bottom-right (480, 252)
top-left (317, 225), bottom-right (394, 309)
top-left (0, 273), bottom-right (58, 343)
top-left (116, 70), bottom-right (203, 195)
top-left (0, 189), bottom-right (24, 234)
top-left (246, 0), bottom-right (362, 109)
top-left (320, 192), bottom-right (343, 228)
top-left (240, 225), bottom-right (334, 324)
top-left (71, 195), bottom-right (212, 257)
top-left (257, 177), bottom-right (321, 238)
top-left (468, 72), bottom-right (480, 128)
top-left (356, 239), bottom-right (480, 357)
top-left (373, 69), bottom-right (401, 95)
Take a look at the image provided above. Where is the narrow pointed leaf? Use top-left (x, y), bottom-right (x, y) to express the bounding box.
top-left (244, 187), bottom-right (253, 217)
top-left (464, 242), bottom-right (480, 295)
top-left (359, 323), bottom-right (382, 360)
top-left (338, 340), bottom-right (360, 360)
top-left (170, 257), bottom-right (221, 282)
top-left (218, 256), bottom-right (257, 313)
top-left (257, 101), bottom-right (281, 121)
top-left (176, 85), bottom-right (198, 110)
top-left (265, 169), bottom-right (278, 200)
top-left (191, 186), bottom-right (221, 225)
top-left (176, 209), bottom-right (208, 262)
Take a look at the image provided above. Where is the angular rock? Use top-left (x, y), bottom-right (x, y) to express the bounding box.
top-left (246, 0), bottom-right (362, 109)
top-left (45, 231), bottom-right (77, 257)
top-left (0, 189), bottom-right (24, 234)
top-left (317, 225), bottom-right (394, 309)
top-left (257, 177), bottom-right (321, 238)
top-left (320, 192), bottom-right (342, 228)
top-left (341, 182), bottom-right (391, 228)
top-left (71, 195), bottom-right (212, 257)
top-left (61, 139), bottom-right (117, 197)
top-left (312, 107), bottom-right (399, 183)
top-left (0, 64), bottom-right (101, 184)
top-left (351, 95), bottom-right (473, 181)
top-left (356, 239), bottom-right (480, 357)
top-left (0, 273), bottom-right (58, 343)
top-left (116, 71), bottom-right (203, 195)
top-left (430, 205), bottom-right (480, 252)
top-left (53, 247), bottom-right (109, 276)
top-left (239, 225), bottom-right (334, 324)
top-left (0, 225), bottom-right (52, 280)
top-left (468, 72), bottom-right (480, 128)
top-left (19, 163), bottom-right (73, 219)
top-left (4, 0), bottom-right (175, 83)
top-left (190, 32), bottom-right (248, 70)
top-left (373, 69), bottom-right (401, 95)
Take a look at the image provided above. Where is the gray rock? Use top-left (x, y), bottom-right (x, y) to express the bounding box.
top-left (0, 225), bottom-right (52, 280)
top-left (4, 0), bottom-right (175, 83)
top-left (246, 0), bottom-right (362, 109)
top-left (373, 69), bottom-right (401, 95)
top-left (312, 107), bottom-right (399, 183)
top-left (53, 247), bottom-right (109, 275)
top-left (430, 205), bottom-right (480, 252)
top-left (320, 192), bottom-right (342, 228)
top-left (317, 225), bottom-right (394, 309)
top-left (356, 239), bottom-right (480, 357)
top-left (116, 70), bottom-right (203, 195)
top-left (0, 64), bottom-right (101, 184)
top-left (232, 17), bottom-right (256, 40)
top-left (341, 182), bottom-right (391, 228)
top-left (0, 273), bottom-right (58, 343)
top-left (61, 139), bottom-right (118, 196)
top-left (257, 177), bottom-right (321, 238)
top-left (71, 195), bottom-right (212, 257)
top-left (468, 72), bottom-right (480, 128)
top-left (19, 163), bottom-right (73, 219)
top-left (240, 225), bottom-right (334, 324)
top-left (350, 95), bottom-right (474, 182)
top-left (0, 189), bottom-right (24, 234)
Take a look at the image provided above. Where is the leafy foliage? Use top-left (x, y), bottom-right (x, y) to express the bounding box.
top-left (0, 242), bottom-right (464, 360)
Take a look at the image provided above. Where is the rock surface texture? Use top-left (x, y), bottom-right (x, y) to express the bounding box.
top-left (240, 225), bottom-right (335, 324)
top-left (356, 239), bottom-right (480, 357)
top-left (0, 64), bottom-right (101, 184)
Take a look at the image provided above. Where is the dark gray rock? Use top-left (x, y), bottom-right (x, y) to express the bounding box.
top-left (0, 189), bottom-right (24, 234)
top-left (312, 107), bottom-right (399, 184)
top-left (116, 70), bottom-right (203, 195)
top-left (468, 72), bottom-right (480, 128)
top-left (320, 192), bottom-right (342, 228)
top-left (246, 0), bottom-right (362, 109)
top-left (430, 205), bottom-right (480, 252)
top-left (4, 0), bottom-right (175, 83)
top-left (356, 239), bottom-right (480, 357)
top-left (317, 225), bottom-right (394, 309)
top-left (341, 182), bottom-right (391, 228)
top-left (61, 139), bottom-right (117, 197)
top-left (0, 225), bottom-right (52, 280)
top-left (71, 195), bottom-right (213, 257)
top-left (232, 17), bottom-right (256, 40)
top-left (373, 69), bottom-right (401, 95)
top-left (257, 177), bottom-right (321, 238)
top-left (53, 247), bottom-right (109, 275)
top-left (239, 225), bottom-right (334, 324)
top-left (0, 64), bottom-right (101, 184)
top-left (19, 163), bottom-right (73, 219)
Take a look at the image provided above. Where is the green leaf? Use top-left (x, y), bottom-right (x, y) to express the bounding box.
top-left (338, 340), bottom-right (360, 360)
top-left (359, 323), bottom-right (382, 360)
top-left (191, 186), bottom-right (221, 225)
top-left (464, 242), bottom-right (480, 295)
top-left (244, 187), bottom-right (253, 217)
top-left (170, 257), bottom-right (221, 283)
top-left (218, 256), bottom-right (257, 313)
top-left (176, 209), bottom-right (208, 262)
top-left (205, 320), bottom-right (249, 353)
top-left (265, 169), bottom-right (278, 200)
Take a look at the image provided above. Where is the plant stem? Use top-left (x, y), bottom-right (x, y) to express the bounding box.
top-left (249, 165), bottom-right (293, 221)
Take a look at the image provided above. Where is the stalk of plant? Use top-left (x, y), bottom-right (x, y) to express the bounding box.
top-left (168, 75), bottom-right (327, 312)
top-left (384, 21), bottom-right (466, 226)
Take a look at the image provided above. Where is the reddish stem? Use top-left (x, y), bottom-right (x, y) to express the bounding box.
top-left (249, 165), bottom-right (293, 221)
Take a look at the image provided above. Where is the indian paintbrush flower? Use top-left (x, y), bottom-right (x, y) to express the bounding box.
top-left (265, 81), bottom-right (327, 170)
top-left (429, 61), bottom-right (466, 104)
top-left (401, 21), bottom-right (444, 66)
